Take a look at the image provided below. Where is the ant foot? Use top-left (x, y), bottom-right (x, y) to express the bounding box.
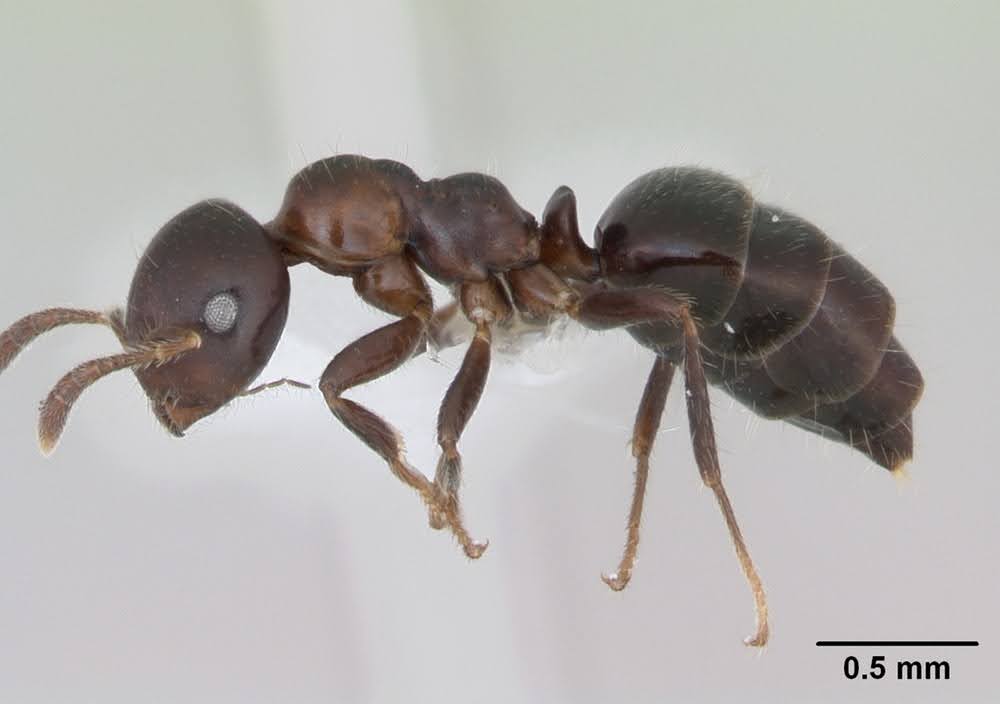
top-left (601, 570), bottom-right (632, 592)
top-left (463, 539), bottom-right (489, 559)
top-left (743, 623), bottom-right (770, 648)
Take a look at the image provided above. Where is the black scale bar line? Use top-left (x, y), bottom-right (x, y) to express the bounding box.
top-left (816, 641), bottom-right (979, 647)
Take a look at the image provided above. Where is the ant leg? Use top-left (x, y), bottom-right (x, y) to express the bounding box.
top-left (506, 271), bottom-right (679, 587)
top-left (680, 314), bottom-right (769, 647)
top-left (430, 278), bottom-right (510, 530)
top-left (601, 356), bottom-right (675, 591)
top-left (319, 255), bottom-right (487, 559)
top-left (240, 378), bottom-right (311, 397)
top-left (570, 288), bottom-right (769, 647)
top-left (430, 322), bottom-right (491, 530)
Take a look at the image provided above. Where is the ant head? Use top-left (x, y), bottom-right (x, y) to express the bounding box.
top-left (126, 200), bottom-right (290, 436)
top-left (0, 200), bottom-right (290, 452)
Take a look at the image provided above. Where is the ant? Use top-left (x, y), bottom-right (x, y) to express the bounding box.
top-left (0, 155), bottom-right (923, 646)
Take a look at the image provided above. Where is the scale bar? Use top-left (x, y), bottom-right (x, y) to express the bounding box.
top-left (816, 641), bottom-right (979, 647)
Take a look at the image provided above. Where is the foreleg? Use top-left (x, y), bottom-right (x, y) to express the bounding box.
top-left (319, 255), bottom-right (487, 558)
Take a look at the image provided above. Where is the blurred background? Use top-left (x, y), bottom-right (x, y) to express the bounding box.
top-left (1, 1), bottom-right (997, 701)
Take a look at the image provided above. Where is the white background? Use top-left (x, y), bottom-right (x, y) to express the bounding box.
top-left (1, 1), bottom-right (997, 701)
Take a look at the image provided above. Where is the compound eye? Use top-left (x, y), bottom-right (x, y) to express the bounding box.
top-left (202, 291), bottom-right (239, 334)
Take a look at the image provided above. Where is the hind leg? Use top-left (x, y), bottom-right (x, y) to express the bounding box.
top-left (508, 264), bottom-right (769, 644)
top-left (601, 356), bottom-right (675, 591)
top-left (572, 287), bottom-right (769, 646)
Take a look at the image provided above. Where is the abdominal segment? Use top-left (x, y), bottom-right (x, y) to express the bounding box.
top-left (703, 335), bottom-right (921, 471)
top-left (694, 203), bottom-right (917, 470)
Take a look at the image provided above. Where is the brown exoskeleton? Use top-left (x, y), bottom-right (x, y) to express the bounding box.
top-left (0, 155), bottom-right (922, 646)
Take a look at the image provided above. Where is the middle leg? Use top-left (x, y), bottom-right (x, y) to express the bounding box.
top-left (430, 276), bottom-right (512, 530)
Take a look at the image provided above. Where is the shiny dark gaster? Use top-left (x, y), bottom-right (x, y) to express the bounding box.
top-left (0, 155), bottom-right (922, 648)
top-left (598, 172), bottom-right (918, 471)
